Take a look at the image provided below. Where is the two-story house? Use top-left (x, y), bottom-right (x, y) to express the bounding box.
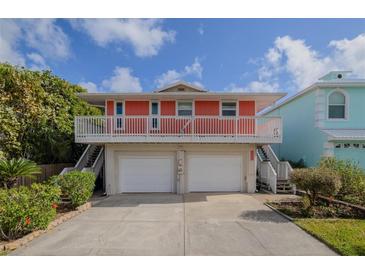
top-left (263, 71), bottom-right (365, 170)
top-left (73, 81), bottom-right (286, 195)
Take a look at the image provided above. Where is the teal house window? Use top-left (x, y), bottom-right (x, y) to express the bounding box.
top-left (328, 92), bottom-right (346, 119)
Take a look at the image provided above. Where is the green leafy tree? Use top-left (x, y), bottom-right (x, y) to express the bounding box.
top-left (290, 167), bottom-right (341, 208)
top-left (0, 63), bottom-right (100, 164)
top-left (0, 158), bottom-right (41, 189)
top-left (319, 157), bottom-right (365, 205)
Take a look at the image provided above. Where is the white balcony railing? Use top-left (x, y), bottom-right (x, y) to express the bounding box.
top-left (75, 115), bottom-right (282, 144)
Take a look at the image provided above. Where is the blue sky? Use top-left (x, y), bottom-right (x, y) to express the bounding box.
top-left (1, 19), bottom-right (365, 96)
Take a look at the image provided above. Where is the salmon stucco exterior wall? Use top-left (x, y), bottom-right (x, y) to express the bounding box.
top-left (239, 101), bottom-right (255, 116)
top-left (161, 101), bottom-right (176, 115)
top-left (125, 101), bottom-right (149, 115)
top-left (195, 101), bottom-right (220, 115)
top-left (106, 100), bottom-right (114, 115)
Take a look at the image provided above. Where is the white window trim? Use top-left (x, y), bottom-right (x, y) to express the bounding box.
top-left (327, 89), bottom-right (349, 121)
top-left (220, 100), bottom-right (238, 117)
top-left (150, 100), bottom-right (160, 116)
top-left (150, 100), bottom-right (160, 130)
top-left (176, 100), bottom-right (194, 116)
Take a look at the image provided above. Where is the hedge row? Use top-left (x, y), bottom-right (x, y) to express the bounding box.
top-left (0, 170), bottom-right (95, 241)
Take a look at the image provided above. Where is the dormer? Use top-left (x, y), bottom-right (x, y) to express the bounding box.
top-left (153, 80), bottom-right (207, 93)
top-left (319, 71), bottom-right (353, 81)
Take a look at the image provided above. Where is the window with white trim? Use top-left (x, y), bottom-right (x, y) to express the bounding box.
top-left (328, 92), bottom-right (346, 119)
top-left (222, 102), bottom-right (236, 116)
top-left (151, 101), bottom-right (159, 129)
top-left (115, 102), bottom-right (123, 129)
top-left (177, 102), bottom-right (193, 116)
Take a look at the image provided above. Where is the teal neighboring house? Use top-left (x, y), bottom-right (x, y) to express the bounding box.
top-left (263, 71), bottom-right (365, 169)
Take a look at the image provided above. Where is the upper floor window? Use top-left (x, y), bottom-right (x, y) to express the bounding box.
top-left (116, 102), bottom-right (123, 115)
top-left (328, 91), bottom-right (346, 119)
top-left (151, 102), bottom-right (159, 115)
top-left (115, 102), bottom-right (123, 129)
top-left (222, 102), bottom-right (237, 116)
top-left (178, 102), bottom-right (193, 116)
top-left (150, 101), bottom-right (159, 129)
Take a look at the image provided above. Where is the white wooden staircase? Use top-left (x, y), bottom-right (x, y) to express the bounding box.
top-left (60, 144), bottom-right (104, 178)
top-left (256, 145), bottom-right (295, 194)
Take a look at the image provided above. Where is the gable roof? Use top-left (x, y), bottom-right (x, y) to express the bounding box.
top-left (262, 76), bottom-right (365, 115)
top-left (153, 80), bottom-right (207, 93)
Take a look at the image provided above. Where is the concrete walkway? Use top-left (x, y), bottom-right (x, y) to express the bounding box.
top-left (11, 193), bottom-right (336, 256)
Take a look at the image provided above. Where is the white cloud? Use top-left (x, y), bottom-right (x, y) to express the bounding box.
top-left (0, 20), bottom-right (25, 66)
top-left (192, 81), bottom-right (205, 89)
top-left (70, 19), bottom-right (175, 57)
top-left (329, 33), bottom-right (365, 74)
top-left (271, 36), bottom-right (333, 89)
top-left (101, 67), bottom-right (142, 92)
top-left (225, 81), bottom-right (278, 93)
top-left (184, 58), bottom-right (203, 78)
top-left (27, 52), bottom-right (48, 70)
top-left (0, 19), bottom-right (70, 68)
top-left (22, 19), bottom-right (70, 60)
top-left (79, 81), bottom-right (98, 92)
top-left (155, 58), bottom-right (203, 88)
top-left (245, 81), bottom-right (279, 92)
top-left (247, 33), bottom-right (365, 92)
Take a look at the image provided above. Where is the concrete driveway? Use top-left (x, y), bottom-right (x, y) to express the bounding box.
top-left (11, 193), bottom-right (336, 256)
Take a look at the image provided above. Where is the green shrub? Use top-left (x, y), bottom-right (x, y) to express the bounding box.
top-left (319, 157), bottom-right (365, 204)
top-left (290, 167), bottom-right (341, 208)
top-left (0, 183), bottom-right (61, 240)
top-left (49, 171), bottom-right (95, 208)
top-left (0, 158), bottom-right (41, 189)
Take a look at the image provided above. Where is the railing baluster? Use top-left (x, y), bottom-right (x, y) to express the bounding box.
top-left (74, 115), bottom-right (282, 143)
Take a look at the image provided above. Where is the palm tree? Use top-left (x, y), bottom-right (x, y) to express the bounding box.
top-left (0, 158), bottom-right (41, 189)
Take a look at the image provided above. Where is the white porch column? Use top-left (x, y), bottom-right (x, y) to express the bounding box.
top-left (246, 144), bottom-right (257, 193)
top-left (176, 150), bottom-right (185, 194)
top-left (105, 144), bottom-right (115, 195)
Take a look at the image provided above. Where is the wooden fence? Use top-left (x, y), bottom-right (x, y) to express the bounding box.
top-left (20, 163), bottom-right (74, 185)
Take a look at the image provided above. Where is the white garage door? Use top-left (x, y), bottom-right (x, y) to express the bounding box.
top-left (118, 154), bottom-right (174, 193)
top-left (187, 154), bottom-right (242, 192)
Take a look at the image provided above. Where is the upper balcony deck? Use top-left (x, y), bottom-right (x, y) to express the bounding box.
top-left (74, 115), bottom-right (282, 144)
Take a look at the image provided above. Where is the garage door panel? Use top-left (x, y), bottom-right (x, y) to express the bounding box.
top-left (119, 155), bottom-right (174, 193)
top-left (187, 154), bottom-right (242, 192)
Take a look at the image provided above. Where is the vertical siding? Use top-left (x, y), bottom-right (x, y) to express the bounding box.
top-left (237, 101), bottom-right (255, 135)
top-left (124, 101), bottom-right (149, 134)
top-left (106, 100), bottom-right (114, 133)
top-left (106, 100), bottom-right (115, 115)
top-left (195, 101), bottom-right (220, 115)
top-left (160, 101), bottom-right (176, 133)
top-left (161, 101), bottom-right (176, 115)
top-left (125, 101), bottom-right (149, 115)
top-left (239, 101), bottom-right (255, 116)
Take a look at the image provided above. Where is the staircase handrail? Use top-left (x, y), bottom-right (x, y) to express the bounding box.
top-left (75, 144), bottom-right (92, 170)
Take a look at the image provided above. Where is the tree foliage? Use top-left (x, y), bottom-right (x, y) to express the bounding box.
top-left (0, 63), bottom-right (100, 164)
top-left (319, 157), bottom-right (365, 205)
top-left (290, 167), bottom-right (341, 208)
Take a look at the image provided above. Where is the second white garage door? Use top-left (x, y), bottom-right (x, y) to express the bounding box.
top-left (187, 153), bottom-right (243, 192)
top-left (118, 154), bottom-right (174, 193)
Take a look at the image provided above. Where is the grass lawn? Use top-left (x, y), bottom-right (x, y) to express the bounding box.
top-left (295, 219), bottom-right (365, 256)
top-left (0, 250), bottom-right (8, 256)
